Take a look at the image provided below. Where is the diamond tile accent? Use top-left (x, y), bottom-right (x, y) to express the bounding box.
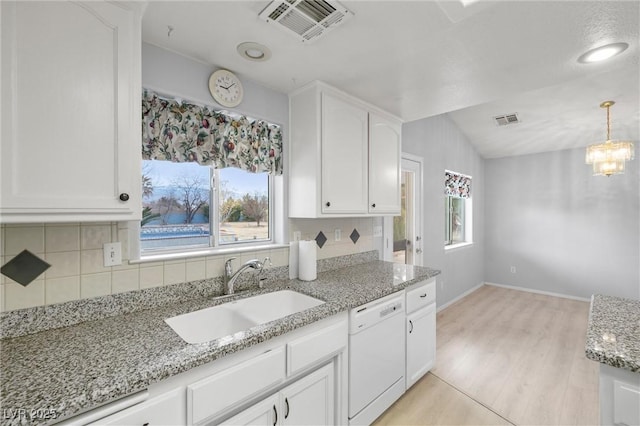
top-left (315, 231), bottom-right (327, 249)
top-left (1, 250), bottom-right (51, 286)
top-left (350, 229), bottom-right (360, 244)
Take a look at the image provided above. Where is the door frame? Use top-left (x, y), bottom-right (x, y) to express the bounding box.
top-left (383, 153), bottom-right (423, 265)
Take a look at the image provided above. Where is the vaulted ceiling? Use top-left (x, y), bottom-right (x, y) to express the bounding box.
top-left (141, 1), bottom-right (639, 158)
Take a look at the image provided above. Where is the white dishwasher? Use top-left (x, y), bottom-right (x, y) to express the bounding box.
top-left (349, 292), bottom-right (405, 425)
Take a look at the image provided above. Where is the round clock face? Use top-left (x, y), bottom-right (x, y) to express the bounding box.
top-left (209, 70), bottom-right (244, 108)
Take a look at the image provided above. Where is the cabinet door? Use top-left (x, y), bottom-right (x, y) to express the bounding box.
top-left (368, 113), bottom-right (401, 214)
top-left (321, 92), bottom-right (368, 214)
top-left (406, 304), bottom-right (436, 389)
top-left (281, 363), bottom-right (334, 426)
top-left (219, 394), bottom-right (279, 426)
top-left (220, 363), bottom-right (334, 426)
top-left (1, 1), bottom-right (141, 222)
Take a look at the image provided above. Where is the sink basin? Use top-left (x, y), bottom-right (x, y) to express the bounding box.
top-left (165, 290), bottom-right (325, 344)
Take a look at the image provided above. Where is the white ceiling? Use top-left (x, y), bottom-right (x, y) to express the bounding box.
top-left (141, 0), bottom-right (640, 159)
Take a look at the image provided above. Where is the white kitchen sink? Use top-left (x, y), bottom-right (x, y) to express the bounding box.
top-left (165, 290), bottom-right (325, 344)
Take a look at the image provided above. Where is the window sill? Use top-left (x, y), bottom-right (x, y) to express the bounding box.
top-left (444, 242), bottom-right (473, 252)
top-left (131, 242), bottom-right (290, 265)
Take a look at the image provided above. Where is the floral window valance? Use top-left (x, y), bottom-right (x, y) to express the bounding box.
top-left (445, 170), bottom-right (472, 198)
top-left (142, 90), bottom-right (283, 175)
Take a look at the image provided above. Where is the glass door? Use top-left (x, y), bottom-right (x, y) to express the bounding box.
top-left (384, 156), bottom-right (422, 265)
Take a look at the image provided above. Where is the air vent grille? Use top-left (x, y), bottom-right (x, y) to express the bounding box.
top-left (268, 3), bottom-right (290, 20)
top-left (280, 9), bottom-right (315, 35)
top-left (494, 113), bottom-right (520, 126)
top-left (259, 0), bottom-right (352, 43)
top-left (297, 0), bottom-right (336, 22)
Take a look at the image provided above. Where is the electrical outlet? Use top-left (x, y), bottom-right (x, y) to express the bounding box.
top-left (334, 229), bottom-right (341, 241)
top-left (293, 231), bottom-right (301, 241)
top-left (373, 226), bottom-right (383, 237)
top-left (510, 266), bottom-right (517, 274)
top-left (103, 242), bottom-right (122, 267)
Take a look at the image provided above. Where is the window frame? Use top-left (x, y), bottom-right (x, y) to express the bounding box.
top-left (444, 170), bottom-right (473, 250)
top-left (132, 162), bottom-right (283, 263)
top-left (211, 168), bottom-right (274, 248)
top-left (444, 196), bottom-right (473, 249)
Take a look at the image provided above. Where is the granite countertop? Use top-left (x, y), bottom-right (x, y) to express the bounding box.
top-left (1, 260), bottom-right (440, 425)
top-left (585, 294), bottom-right (640, 373)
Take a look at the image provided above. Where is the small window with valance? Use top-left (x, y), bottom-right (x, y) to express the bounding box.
top-left (140, 90), bottom-right (283, 253)
top-left (445, 170), bottom-right (472, 247)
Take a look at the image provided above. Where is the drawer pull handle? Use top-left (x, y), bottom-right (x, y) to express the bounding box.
top-left (409, 320), bottom-right (414, 334)
top-left (119, 193), bottom-right (130, 202)
top-left (326, 201), bottom-right (331, 207)
top-left (273, 405), bottom-right (278, 426)
top-left (285, 397), bottom-right (290, 419)
top-left (419, 293), bottom-right (427, 298)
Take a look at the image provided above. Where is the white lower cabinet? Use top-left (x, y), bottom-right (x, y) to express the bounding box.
top-left (187, 348), bottom-right (287, 424)
top-left (405, 279), bottom-right (437, 389)
top-left (221, 363), bottom-right (334, 426)
top-left (599, 363), bottom-right (640, 426)
top-left (280, 363), bottom-right (334, 425)
top-left (406, 304), bottom-right (436, 389)
top-left (219, 394), bottom-right (279, 426)
top-left (87, 388), bottom-right (185, 426)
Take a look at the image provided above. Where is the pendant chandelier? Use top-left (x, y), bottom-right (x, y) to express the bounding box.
top-left (585, 101), bottom-right (635, 176)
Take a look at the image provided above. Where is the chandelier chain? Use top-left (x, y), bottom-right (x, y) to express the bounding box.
top-left (606, 103), bottom-right (611, 141)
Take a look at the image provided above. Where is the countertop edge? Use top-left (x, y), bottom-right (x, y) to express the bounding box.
top-left (584, 293), bottom-right (640, 374)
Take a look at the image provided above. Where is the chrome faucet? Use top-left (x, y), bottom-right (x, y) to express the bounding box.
top-left (223, 257), bottom-right (271, 295)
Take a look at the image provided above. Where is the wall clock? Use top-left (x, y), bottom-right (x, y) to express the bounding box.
top-left (208, 69), bottom-right (244, 108)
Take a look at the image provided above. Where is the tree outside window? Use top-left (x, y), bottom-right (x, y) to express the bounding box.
top-left (141, 160), bottom-right (270, 252)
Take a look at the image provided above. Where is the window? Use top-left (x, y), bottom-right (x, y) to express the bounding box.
top-left (445, 170), bottom-right (472, 247)
top-left (141, 160), bottom-right (271, 253)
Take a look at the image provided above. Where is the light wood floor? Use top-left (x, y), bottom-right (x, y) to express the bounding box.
top-left (375, 285), bottom-right (599, 425)
top-left (375, 373), bottom-right (514, 425)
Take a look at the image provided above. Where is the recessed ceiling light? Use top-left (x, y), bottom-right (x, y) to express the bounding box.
top-left (577, 42), bottom-right (629, 63)
top-left (237, 42), bottom-right (272, 62)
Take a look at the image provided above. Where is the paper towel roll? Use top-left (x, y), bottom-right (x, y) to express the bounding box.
top-left (298, 240), bottom-right (317, 281)
top-left (289, 241), bottom-right (299, 279)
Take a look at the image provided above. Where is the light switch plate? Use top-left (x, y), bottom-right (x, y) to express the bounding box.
top-left (103, 242), bottom-right (122, 267)
top-left (334, 229), bottom-right (341, 241)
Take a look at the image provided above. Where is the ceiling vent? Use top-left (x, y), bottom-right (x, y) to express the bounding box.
top-left (493, 113), bottom-right (520, 126)
top-left (259, 0), bottom-right (352, 43)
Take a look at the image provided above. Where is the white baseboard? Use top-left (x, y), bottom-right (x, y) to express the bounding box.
top-left (437, 282), bottom-right (484, 312)
top-left (484, 282), bottom-right (591, 302)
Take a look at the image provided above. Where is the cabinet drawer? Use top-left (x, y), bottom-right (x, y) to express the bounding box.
top-left (406, 279), bottom-right (436, 314)
top-left (88, 388), bottom-right (185, 425)
top-left (287, 321), bottom-right (347, 376)
top-left (188, 347), bottom-right (286, 424)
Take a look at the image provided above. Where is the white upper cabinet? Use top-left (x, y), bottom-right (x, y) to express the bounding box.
top-left (0, 1), bottom-right (142, 223)
top-left (321, 92), bottom-right (369, 214)
top-left (289, 82), bottom-right (401, 218)
top-left (368, 113), bottom-right (401, 214)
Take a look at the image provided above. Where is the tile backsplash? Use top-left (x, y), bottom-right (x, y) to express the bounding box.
top-left (0, 218), bottom-right (378, 312)
top-left (289, 217), bottom-right (376, 260)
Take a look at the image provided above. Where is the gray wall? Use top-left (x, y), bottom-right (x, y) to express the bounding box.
top-left (485, 147), bottom-right (640, 300)
top-left (142, 42), bottom-right (288, 127)
top-left (403, 115), bottom-right (485, 308)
